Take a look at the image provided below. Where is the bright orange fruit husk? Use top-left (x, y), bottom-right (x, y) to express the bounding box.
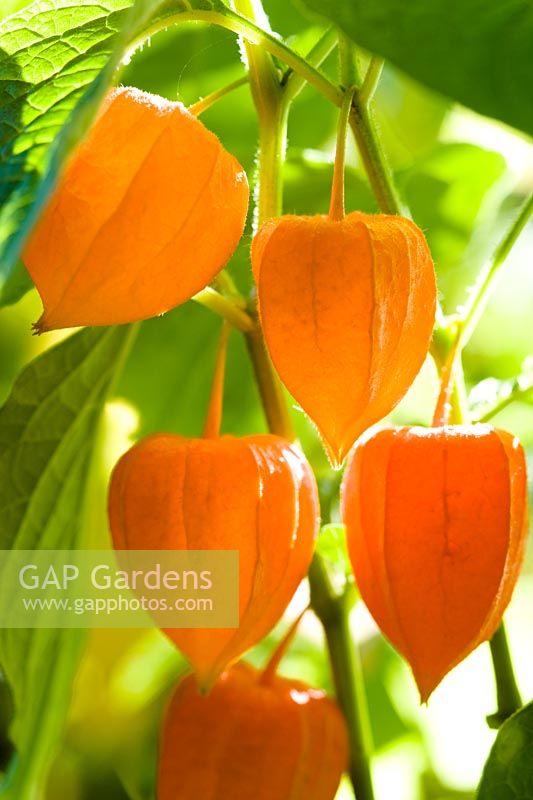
top-left (158, 662), bottom-right (348, 800)
top-left (341, 424), bottom-right (529, 701)
top-left (23, 86), bottom-right (249, 331)
top-left (108, 434), bottom-right (319, 688)
top-left (252, 213), bottom-right (437, 466)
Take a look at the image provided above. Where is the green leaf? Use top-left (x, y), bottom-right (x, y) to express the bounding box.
top-left (477, 701), bottom-right (533, 799)
top-left (295, 0), bottom-right (533, 137)
top-left (0, 324), bottom-right (132, 798)
top-left (0, 0), bottom-right (230, 307)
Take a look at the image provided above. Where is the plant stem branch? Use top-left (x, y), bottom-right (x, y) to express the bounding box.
top-left (338, 34), bottom-right (359, 88)
top-left (282, 27), bottom-right (338, 103)
top-left (212, 268), bottom-right (241, 299)
top-left (189, 74), bottom-right (249, 116)
top-left (459, 192), bottom-right (533, 348)
top-left (231, 0), bottom-right (296, 440)
top-left (476, 382), bottom-right (533, 423)
top-left (193, 287), bottom-right (254, 332)
top-left (309, 555), bottom-right (375, 800)
top-left (137, 10), bottom-right (343, 117)
top-left (245, 322), bottom-right (295, 440)
top-left (487, 624), bottom-right (522, 728)
top-left (359, 58), bottom-right (384, 106)
top-left (336, 35), bottom-right (404, 217)
top-left (349, 96), bottom-right (405, 216)
top-left (232, 0), bottom-right (282, 117)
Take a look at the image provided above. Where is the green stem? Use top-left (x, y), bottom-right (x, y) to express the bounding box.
top-left (359, 57), bottom-right (384, 106)
top-left (188, 74), bottom-right (249, 116)
top-left (231, 0), bottom-right (296, 440)
top-left (232, 0), bottom-right (288, 227)
top-left (138, 9), bottom-right (341, 108)
top-left (245, 321), bottom-right (295, 440)
top-left (338, 34), bottom-right (359, 88)
top-left (460, 192), bottom-right (533, 348)
top-left (232, 0), bottom-right (281, 117)
top-left (349, 95), bottom-right (405, 216)
top-left (211, 268), bottom-right (242, 300)
top-left (450, 369), bottom-right (468, 424)
top-left (282, 27), bottom-right (338, 103)
top-left (476, 380), bottom-right (533, 423)
top-left (243, 100), bottom-right (293, 434)
top-left (193, 287), bottom-right (254, 332)
top-left (309, 555), bottom-right (375, 800)
top-left (487, 624), bottom-right (522, 728)
top-left (255, 101), bottom-right (288, 224)
top-left (337, 36), bottom-right (404, 217)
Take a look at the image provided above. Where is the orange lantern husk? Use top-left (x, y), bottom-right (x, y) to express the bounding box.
top-left (341, 424), bottom-right (529, 701)
top-left (108, 433), bottom-right (319, 689)
top-left (158, 662), bottom-right (348, 800)
top-left (253, 212), bottom-right (437, 467)
top-left (23, 86), bottom-right (249, 331)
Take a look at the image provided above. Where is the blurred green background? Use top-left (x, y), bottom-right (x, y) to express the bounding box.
top-left (1, 0), bottom-right (532, 798)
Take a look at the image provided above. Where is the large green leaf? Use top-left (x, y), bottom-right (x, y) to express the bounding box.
top-left (0, 325), bottom-right (132, 798)
top-left (477, 702), bottom-right (533, 799)
top-left (0, 0), bottom-right (229, 307)
top-left (295, 0), bottom-right (533, 137)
